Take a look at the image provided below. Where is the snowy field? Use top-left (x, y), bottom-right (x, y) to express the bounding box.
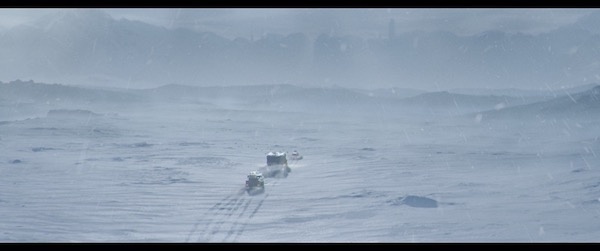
top-left (1, 83), bottom-right (600, 242)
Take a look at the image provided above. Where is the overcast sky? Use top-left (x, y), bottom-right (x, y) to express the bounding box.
top-left (0, 8), bottom-right (596, 39)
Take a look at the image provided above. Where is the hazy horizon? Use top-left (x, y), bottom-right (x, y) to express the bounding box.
top-left (1, 8), bottom-right (600, 91)
top-left (0, 8), bottom-right (595, 38)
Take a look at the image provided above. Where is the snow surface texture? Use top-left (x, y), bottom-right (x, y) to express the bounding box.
top-left (1, 81), bottom-right (600, 242)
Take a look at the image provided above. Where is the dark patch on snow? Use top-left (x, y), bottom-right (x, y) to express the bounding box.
top-left (46, 109), bottom-right (102, 118)
top-left (112, 157), bottom-right (125, 162)
top-left (346, 191), bottom-right (372, 198)
top-left (281, 213), bottom-right (338, 223)
top-left (457, 182), bottom-right (485, 187)
top-left (467, 151), bottom-right (534, 157)
top-left (176, 157), bottom-right (233, 167)
top-left (324, 190), bottom-right (387, 200)
top-left (571, 168), bottom-right (586, 173)
top-left (132, 166), bottom-right (195, 185)
top-left (439, 202), bottom-right (461, 206)
top-left (360, 147), bottom-right (376, 151)
top-left (583, 199), bottom-right (600, 205)
top-left (83, 158), bottom-right (100, 162)
top-left (10, 159), bottom-right (22, 164)
top-left (584, 181), bottom-right (600, 189)
top-left (30, 127), bottom-right (58, 131)
top-left (281, 216), bottom-right (316, 223)
top-left (296, 137), bottom-right (319, 142)
top-left (178, 141), bottom-right (211, 148)
top-left (345, 190), bottom-right (387, 199)
top-left (388, 195), bottom-right (438, 208)
top-left (116, 142), bottom-right (153, 148)
top-left (132, 142), bottom-right (152, 148)
top-left (31, 147), bottom-right (56, 152)
top-left (90, 128), bottom-right (119, 136)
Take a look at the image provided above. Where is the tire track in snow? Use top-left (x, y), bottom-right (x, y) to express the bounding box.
top-left (230, 193), bottom-right (270, 242)
top-left (226, 178), bottom-right (278, 242)
top-left (248, 194), bottom-right (268, 219)
top-left (207, 197), bottom-right (246, 241)
top-left (190, 194), bottom-right (242, 242)
top-left (188, 178), bottom-right (279, 242)
top-left (222, 198), bottom-right (253, 242)
top-left (219, 185), bottom-right (273, 242)
top-left (185, 194), bottom-right (235, 242)
top-left (199, 196), bottom-right (243, 242)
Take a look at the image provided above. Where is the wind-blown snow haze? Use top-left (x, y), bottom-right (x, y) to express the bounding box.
top-left (0, 8), bottom-right (599, 242)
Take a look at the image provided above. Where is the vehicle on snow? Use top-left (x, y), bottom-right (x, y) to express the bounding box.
top-left (289, 150), bottom-right (303, 161)
top-left (260, 151), bottom-right (291, 178)
top-left (245, 171), bottom-right (265, 195)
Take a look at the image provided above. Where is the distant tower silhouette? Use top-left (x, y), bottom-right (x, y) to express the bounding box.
top-left (388, 18), bottom-right (396, 40)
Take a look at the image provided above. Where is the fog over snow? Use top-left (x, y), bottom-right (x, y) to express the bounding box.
top-left (1, 8), bottom-right (600, 90)
top-left (0, 8), bottom-right (600, 243)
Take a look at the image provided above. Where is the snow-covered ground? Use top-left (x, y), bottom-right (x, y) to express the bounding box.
top-left (1, 83), bottom-right (599, 242)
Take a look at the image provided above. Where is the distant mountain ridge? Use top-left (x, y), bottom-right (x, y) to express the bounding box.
top-left (5, 80), bottom-right (591, 119)
top-left (449, 83), bottom-right (599, 97)
top-left (477, 85), bottom-right (600, 120)
top-left (2, 9), bottom-right (600, 90)
top-left (0, 80), bottom-right (143, 104)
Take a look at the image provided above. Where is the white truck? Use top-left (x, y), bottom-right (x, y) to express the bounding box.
top-left (259, 151), bottom-right (291, 178)
top-left (245, 171), bottom-right (265, 195)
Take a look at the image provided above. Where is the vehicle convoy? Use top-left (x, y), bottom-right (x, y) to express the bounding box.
top-left (259, 151), bottom-right (292, 178)
top-left (245, 171), bottom-right (265, 195)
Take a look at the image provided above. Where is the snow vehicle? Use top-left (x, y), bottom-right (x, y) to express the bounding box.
top-left (289, 150), bottom-right (303, 161)
top-left (259, 151), bottom-right (291, 178)
top-left (245, 171), bottom-right (265, 195)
